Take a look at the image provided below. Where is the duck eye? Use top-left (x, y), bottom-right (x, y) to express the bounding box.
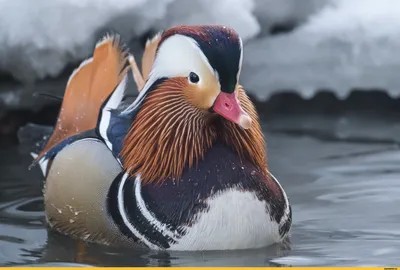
top-left (188, 72), bottom-right (199, 84)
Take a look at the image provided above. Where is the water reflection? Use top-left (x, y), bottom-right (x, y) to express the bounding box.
top-left (0, 198), bottom-right (46, 266)
top-left (41, 233), bottom-right (291, 266)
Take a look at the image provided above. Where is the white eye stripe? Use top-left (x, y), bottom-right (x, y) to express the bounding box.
top-left (153, 35), bottom-right (214, 78)
top-left (237, 37), bottom-right (243, 82)
top-left (123, 35), bottom-right (218, 115)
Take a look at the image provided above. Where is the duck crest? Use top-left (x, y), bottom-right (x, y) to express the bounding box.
top-left (120, 81), bottom-right (267, 185)
top-left (159, 25), bottom-right (242, 94)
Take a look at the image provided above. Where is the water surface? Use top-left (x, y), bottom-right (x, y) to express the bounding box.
top-left (0, 113), bottom-right (399, 266)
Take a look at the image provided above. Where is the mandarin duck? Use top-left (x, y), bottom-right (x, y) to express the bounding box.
top-left (29, 25), bottom-right (292, 251)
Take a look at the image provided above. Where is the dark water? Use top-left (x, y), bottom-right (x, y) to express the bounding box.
top-left (1, 113), bottom-right (399, 266)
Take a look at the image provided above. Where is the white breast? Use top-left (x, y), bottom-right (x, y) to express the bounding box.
top-left (169, 188), bottom-right (282, 251)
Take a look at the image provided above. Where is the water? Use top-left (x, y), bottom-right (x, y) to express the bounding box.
top-left (1, 113), bottom-right (399, 266)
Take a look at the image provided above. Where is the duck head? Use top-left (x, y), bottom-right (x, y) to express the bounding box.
top-left (157, 25), bottom-right (251, 129)
top-left (121, 25), bottom-right (266, 183)
top-left (125, 25), bottom-right (251, 129)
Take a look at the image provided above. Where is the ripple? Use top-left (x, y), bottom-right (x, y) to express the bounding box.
top-left (2, 118), bottom-right (400, 266)
top-left (0, 197), bottom-right (44, 220)
top-left (270, 255), bottom-right (333, 266)
top-left (13, 262), bottom-right (93, 267)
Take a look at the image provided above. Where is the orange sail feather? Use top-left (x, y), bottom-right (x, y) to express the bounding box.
top-left (35, 35), bottom-right (129, 161)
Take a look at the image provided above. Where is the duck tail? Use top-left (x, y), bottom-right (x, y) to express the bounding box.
top-left (33, 34), bottom-right (131, 163)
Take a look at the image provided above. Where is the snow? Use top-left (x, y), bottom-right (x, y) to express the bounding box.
top-left (242, 0), bottom-right (400, 100)
top-left (252, 0), bottom-right (329, 34)
top-left (0, 0), bottom-right (260, 84)
top-left (0, 0), bottom-right (169, 83)
top-left (1, 0), bottom-right (400, 101)
top-left (156, 0), bottom-right (260, 41)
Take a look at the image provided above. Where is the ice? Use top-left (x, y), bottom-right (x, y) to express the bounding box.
top-left (241, 0), bottom-right (400, 100)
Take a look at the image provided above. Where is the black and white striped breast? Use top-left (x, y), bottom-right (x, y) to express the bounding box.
top-left (107, 141), bottom-right (291, 251)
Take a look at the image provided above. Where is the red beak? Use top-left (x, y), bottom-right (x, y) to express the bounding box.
top-left (212, 92), bottom-right (252, 129)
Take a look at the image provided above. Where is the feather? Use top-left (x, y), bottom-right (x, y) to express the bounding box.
top-left (128, 55), bottom-right (145, 91)
top-left (125, 31), bottom-right (162, 92)
top-left (121, 80), bottom-right (267, 184)
top-left (141, 32), bottom-right (162, 82)
top-left (35, 34), bottom-right (130, 161)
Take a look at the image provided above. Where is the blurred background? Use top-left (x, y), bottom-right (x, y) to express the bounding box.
top-left (1, 0), bottom-right (400, 267)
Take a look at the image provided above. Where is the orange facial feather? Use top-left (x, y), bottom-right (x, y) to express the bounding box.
top-left (219, 86), bottom-right (268, 174)
top-left (121, 78), bottom-right (216, 184)
top-left (121, 80), bottom-right (267, 184)
top-left (35, 35), bottom-right (129, 161)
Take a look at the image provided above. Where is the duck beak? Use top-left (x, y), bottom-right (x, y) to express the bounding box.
top-left (212, 92), bottom-right (252, 129)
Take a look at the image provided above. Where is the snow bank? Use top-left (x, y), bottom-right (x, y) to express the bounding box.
top-left (0, 0), bottom-right (261, 84)
top-left (242, 0), bottom-right (400, 100)
top-left (252, 0), bottom-right (329, 35)
top-left (0, 0), bottom-right (154, 83)
top-left (2, 0), bottom-right (399, 102)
